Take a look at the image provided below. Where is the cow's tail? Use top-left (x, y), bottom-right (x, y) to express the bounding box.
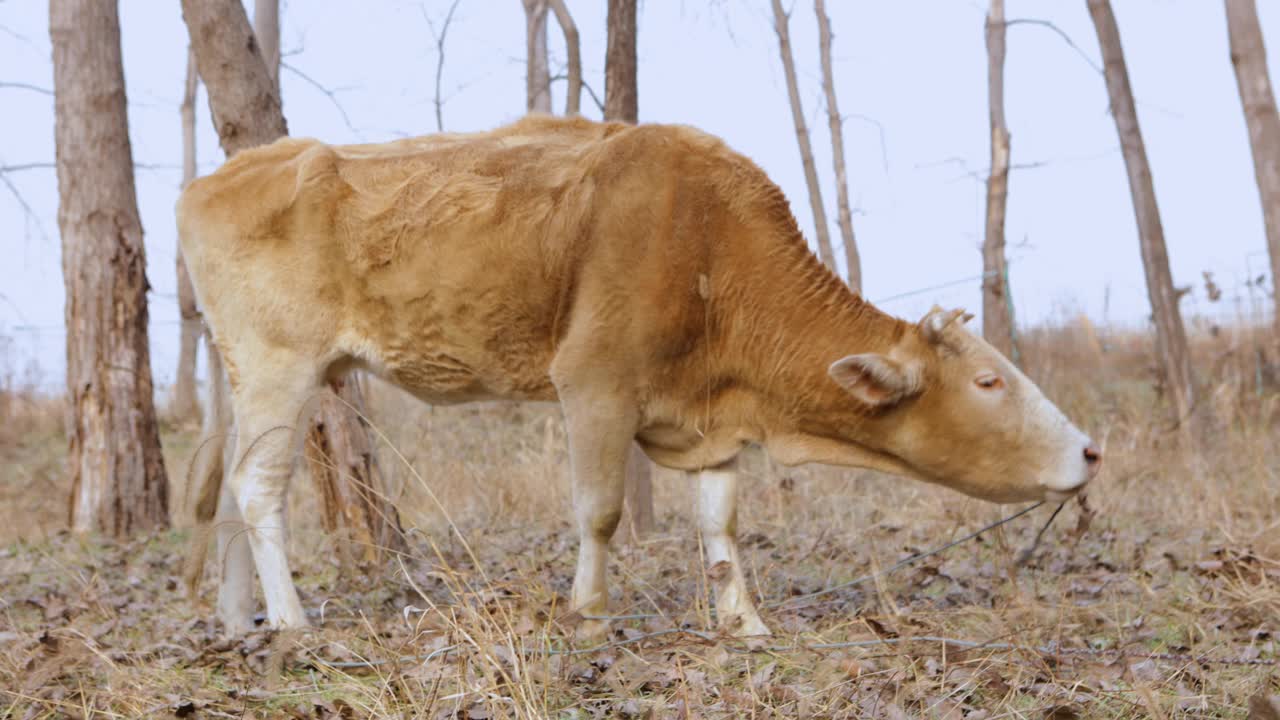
top-left (182, 336), bottom-right (232, 597)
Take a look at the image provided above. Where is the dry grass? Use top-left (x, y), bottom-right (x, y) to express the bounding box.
top-left (1, 320), bottom-right (1279, 718)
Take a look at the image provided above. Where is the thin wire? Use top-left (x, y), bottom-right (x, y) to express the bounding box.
top-left (1015, 500), bottom-right (1066, 567)
top-left (580, 499), bottom-right (1048, 622)
top-left (873, 269), bottom-right (998, 305)
top-left (765, 500), bottom-right (1045, 610)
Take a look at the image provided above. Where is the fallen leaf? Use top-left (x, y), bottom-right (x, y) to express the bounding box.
top-left (556, 609), bottom-right (584, 630)
top-left (863, 616), bottom-right (898, 638)
top-left (706, 561), bottom-right (731, 582)
top-left (749, 660), bottom-right (776, 689)
top-left (1249, 693), bottom-right (1280, 720)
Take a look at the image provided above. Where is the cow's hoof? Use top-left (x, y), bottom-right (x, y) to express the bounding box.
top-left (724, 613), bottom-right (772, 645)
top-left (219, 613), bottom-right (256, 638)
top-left (574, 617), bottom-right (610, 645)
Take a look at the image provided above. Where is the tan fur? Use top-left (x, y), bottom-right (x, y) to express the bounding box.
top-left (178, 115), bottom-right (1096, 634)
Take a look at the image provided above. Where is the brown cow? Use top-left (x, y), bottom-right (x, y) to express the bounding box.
top-left (178, 115), bottom-right (1099, 637)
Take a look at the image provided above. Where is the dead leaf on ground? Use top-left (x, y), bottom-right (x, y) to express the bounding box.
top-left (1044, 705), bottom-right (1082, 720)
top-left (705, 560), bottom-right (731, 582)
top-left (1250, 692), bottom-right (1280, 720)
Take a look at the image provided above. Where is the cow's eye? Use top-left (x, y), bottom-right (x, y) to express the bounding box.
top-left (975, 373), bottom-right (1004, 390)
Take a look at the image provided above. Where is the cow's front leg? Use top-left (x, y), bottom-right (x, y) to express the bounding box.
top-left (697, 459), bottom-right (770, 637)
top-left (561, 397), bottom-right (632, 642)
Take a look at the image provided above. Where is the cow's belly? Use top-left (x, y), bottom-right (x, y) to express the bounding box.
top-left (347, 277), bottom-right (560, 404)
top-left (376, 345), bottom-right (558, 405)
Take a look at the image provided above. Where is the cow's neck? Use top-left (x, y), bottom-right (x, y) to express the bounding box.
top-left (706, 217), bottom-right (916, 473)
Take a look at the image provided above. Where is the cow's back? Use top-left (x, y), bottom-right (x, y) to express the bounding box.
top-left (177, 116), bottom-right (646, 401)
top-left (337, 118), bottom-right (662, 400)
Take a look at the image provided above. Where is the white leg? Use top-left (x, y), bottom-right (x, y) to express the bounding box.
top-left (215, 474), bottom-right (255, 635)
top-left (562, 399), bottom-right (631, 639)
top-left (697, 460), bottom-right (770, 637)
top-left (224, 373), bottom-right (315, 631)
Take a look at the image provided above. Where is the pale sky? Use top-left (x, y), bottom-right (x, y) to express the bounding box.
top-left (2, 1), bottom-right (1277, 390)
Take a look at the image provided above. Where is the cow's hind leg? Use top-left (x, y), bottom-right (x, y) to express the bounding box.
top-left (223, 367), bottom-right (320, 631)
top-left (215, 474), bottom-right (256, 635)
top-left (697, 459), bottom-right (770, 637)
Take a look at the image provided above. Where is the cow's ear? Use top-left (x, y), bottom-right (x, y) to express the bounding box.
top-left (828, 354), bottom-right (922, 408)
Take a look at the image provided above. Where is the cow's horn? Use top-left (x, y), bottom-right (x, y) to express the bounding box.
top-left (921, 307), bottom-right (968, 343)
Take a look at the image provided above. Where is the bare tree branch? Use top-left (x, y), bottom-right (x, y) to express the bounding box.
top-left (280, 60), bottom-right (361, 136)
top-left (133, 162), bottom-right (184, 171)
top-left (0, 159), bottom-right (53, 238)
top-left (1003, 18), bottom-right (1184, 123)
top-left (846, 113), bottom-right (890, 174)
top-left (0, 162), bottom-right (55, 173)
top-left (916, 156), bottom-right (969, 172)
top-left (0, 81), bottom-right (53, 96)
top-left (917, 145), bottom-right (1122, 184)
top-left (538, 71), bottom-right (605, 114)
top-left (547, 0), bottom-right (581, 115)
top-left (580, 77), bottom-right (606, 113)
top-left (2, 160), bottom-right (191, 174)
top-left (1005, 18), bottom-right (1103, 75)
top-left (0, 21), bottom-right (40, 49)
top-left (0, 170), bottom-right (48, 241)
top-left (423, 0), bottom-right (462, 132)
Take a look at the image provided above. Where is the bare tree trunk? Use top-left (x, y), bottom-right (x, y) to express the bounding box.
top-left (173, 47), bottom-right (202, 424)
top-left (601, 0), bottom-right (652, 537)
top-left (254, 0), bottom-right (280, 98)
top-left (1087, 0), bottom-right (1196, 425)
top-left (814, 0), bottom-right (860, 292)
top-left (182, 0), bottom-right (286, 155)
top-left (304, 376), bottom-right (403, 572)
top-left (982, 0), bottom-right (1017, 362)
top-left (614, 440), bottom-right (655, 541)
top-left (548, 0), bottom-right (582, 115)
top-left (1226, 0), bottom-right (1280, 341)
top-left (522, 0), bottom-right (552, 113)
top-left (51, 0), bottom-right (169, 536)
top-left (182, 0), bottom-right (403, 565)
top-left (605, 0), bottom-right (638, 124)
top-left (771, 0), bottom-right (836, 271)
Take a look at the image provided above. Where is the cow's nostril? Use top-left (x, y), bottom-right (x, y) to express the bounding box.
top-left (1083, 444), bottom-right (1101, 466)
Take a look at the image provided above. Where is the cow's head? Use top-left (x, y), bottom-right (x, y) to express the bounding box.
top-left (827, 306), bottom-right (1100, 503)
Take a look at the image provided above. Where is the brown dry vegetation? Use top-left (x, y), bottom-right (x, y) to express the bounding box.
top-left (1, 320), bottom-right (1279, 718)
